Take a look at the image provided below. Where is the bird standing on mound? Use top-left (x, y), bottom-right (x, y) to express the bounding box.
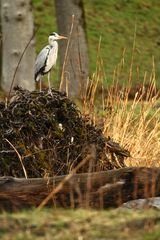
top-left (35, 32), bottom-right (67, 92)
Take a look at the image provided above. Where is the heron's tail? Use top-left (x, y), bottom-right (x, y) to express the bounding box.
top-left (35, 72), bottom-right (40, 82)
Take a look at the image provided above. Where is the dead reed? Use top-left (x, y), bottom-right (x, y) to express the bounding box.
top-left (81, 40), bottom-right (160, 168)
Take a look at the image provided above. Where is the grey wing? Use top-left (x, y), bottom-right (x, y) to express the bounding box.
top-left (35, 45), bottom-right (50, 81)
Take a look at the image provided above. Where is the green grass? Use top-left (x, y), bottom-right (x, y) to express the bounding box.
top-left (32, 0), bottom-right (160, 88)
top-left (84, 0), bottom-right (160, 87)
top-left (1, 208), bottom-right (160, 239)
top-left (32, 0), bottom-right (57, 52)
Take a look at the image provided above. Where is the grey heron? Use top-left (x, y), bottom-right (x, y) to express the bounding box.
top-left (35, 32), bottom-right (67, 92)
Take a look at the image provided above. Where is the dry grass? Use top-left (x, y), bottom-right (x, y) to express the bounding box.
top-left (81, 44), bottom-right (160, 168)
top-left (54, 9), bottom-right (159, 171)
top-left (103, 82), bottom-right (160, 167)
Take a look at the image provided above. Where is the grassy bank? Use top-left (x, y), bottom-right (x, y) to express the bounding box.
top-left (1, 207), bottom-right (160, 239)
top-left (32, 0), bottom-right (160, 87)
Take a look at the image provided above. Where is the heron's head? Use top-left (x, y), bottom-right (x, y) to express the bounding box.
top-left (48, 32), bottom-right (67, 45)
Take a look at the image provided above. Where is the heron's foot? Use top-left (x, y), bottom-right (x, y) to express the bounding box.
top-left (47, 88), bottom-right (52, 95)
top-left (39, 88), bottom-right (42, 93)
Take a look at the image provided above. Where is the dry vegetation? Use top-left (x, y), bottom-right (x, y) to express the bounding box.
top-left (103, 81), bottom-right (159, 167)
top-left (0, 59), bottom-right (160, 240)
top-left (80, 45), bottom-right (160, 169)
top-left (32, 0), bottom-right (160, 170)
top-left (0, 86), bottom-right (130, 178)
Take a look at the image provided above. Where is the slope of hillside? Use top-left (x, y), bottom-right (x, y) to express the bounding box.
top-left (32, 0), bottom-right (160, 87)
top-left (84, 0), bottom-right (160, 87)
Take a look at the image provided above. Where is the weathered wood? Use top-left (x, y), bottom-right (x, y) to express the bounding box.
top-left (0, 167), bottom-right (160, 211)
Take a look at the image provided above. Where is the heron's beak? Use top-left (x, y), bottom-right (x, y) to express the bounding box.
top-left (58, 35), bottom-right (68, 40)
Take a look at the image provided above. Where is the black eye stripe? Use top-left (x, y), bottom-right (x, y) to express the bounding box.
top-left (49, 32), bottom-right (57, 36)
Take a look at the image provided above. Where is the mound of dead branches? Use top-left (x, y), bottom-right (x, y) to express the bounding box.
top-left (0, 87), bottom-right (130, 177)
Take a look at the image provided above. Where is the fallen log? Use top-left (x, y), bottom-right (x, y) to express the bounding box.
top-left (0, 167), bottom-right (160, 211)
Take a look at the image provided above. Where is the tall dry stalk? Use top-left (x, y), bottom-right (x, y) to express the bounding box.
top-left (59, 14), bottom-right (75, 93)
top-left (81, 32), bottom-right (160, 168)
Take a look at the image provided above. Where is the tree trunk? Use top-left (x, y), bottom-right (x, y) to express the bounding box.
top-left (55, 0), bottom-right (89, 98)
top-left (0, 0), bottom-right (35, 93)
top-left (0, 3), bottom-right (2, 84)
top-left (0, 167), bottom-right (160, 211)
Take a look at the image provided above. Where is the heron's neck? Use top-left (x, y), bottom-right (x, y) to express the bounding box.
top-left (49, 40), bottom-right (58, 48)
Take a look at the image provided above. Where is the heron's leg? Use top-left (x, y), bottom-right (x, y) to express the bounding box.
top-left (39, 77), bottom-right (42, 92)
top-left (48, 71), bottom-right (51, 92)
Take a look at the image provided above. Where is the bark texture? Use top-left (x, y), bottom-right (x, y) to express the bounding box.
top-left (0, 0), bottom-right (35, 92)
top-left (55, 0), bottom-right (89, 98)
top-left (0, 3), bottom-right (2, 84)
top-left (0, 167), bottom-right (160, 211)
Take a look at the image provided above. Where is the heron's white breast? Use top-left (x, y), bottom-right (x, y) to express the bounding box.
top-left (45, 41), bottom-right (58, 73)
